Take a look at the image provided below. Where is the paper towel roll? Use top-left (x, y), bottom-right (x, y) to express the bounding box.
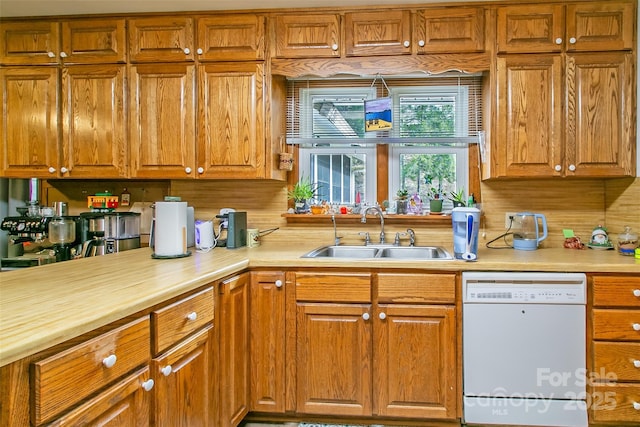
top-left (154, 201), bottom-right (188, 256)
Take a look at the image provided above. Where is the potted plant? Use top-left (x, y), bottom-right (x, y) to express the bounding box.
top-left (427, 188), bottom-right (443, 214)
top-left (395, 188), bottom-right (409, 214)
top-left (287, 176), bottom-right (318, 214)
top-left (449, 188), bottom-right (466, 208)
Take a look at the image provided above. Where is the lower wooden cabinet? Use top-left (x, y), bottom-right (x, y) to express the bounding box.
top-left (217, 273), bottom-right (250, 427)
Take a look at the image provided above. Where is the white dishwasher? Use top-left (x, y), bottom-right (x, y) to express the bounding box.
top-left (462, 272), bottom-right (588, 427)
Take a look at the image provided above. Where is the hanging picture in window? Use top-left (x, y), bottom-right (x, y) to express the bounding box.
top-left (364, 97), bottom-right (392, 132)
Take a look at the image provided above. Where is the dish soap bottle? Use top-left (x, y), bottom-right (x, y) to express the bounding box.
top-left (616, 226), bottom-right (638, 256)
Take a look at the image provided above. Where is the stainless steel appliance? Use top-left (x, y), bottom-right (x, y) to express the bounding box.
top-left (462, 272), bottom-right (587, 427)
top-left (80, 212), bottom-right (141, 256)
top-left (0, 215), bottom-right (57, 269)
top-left (49, 216), bottom-right (78, 262)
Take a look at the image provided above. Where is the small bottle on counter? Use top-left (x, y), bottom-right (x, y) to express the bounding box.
top-left (616, 226), bottom-right (638, 256)
top-left (121, 188), bottom-right (131, 207)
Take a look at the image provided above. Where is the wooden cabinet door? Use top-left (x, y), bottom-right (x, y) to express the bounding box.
top-left (566, 52), bottom-right (635, 177)
top-left (566, 2), bottom-right (635, 52)
top-left (273, 14), bottom-right (341, 58)
top-left (60, 19), bottom-right (126, 64)
top-left (197, 15), bottom-right (265, 62)
top-left (217, 274), bottom-right (249, 427)
top-left (129, 63), bottom-right (196, 178)
top-left (129, 17), bottom-right (195, 62)
top-left (296, 302), bottom-right (372, 416)
top-left (344, 10), bottom-right (411, 56)
top-left (61, 65), bottom-right (127, 178)
top-left (416, 7), bottom-right (485, 53)
top-left (46, 367), bottom-right (152, 427)
top-left (0, 21), bottom-right (60, 65)
top-left (249, 271), bottom-right (286, 413)
top-left (197, 62), bottom-right (265, 179)
top-left (495, 54), bottom-right (563, 177)
top-left (152, 326), bottom-right (213, 427)
top-left (0, 67), bottom-right (60, 178)
top-left (497, 5), bottom-right (565, 53)
top-left (374, 304), bottom-right (456, 419)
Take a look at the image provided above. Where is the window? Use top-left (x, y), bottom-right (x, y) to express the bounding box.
top-left (288, 75), bottom-right (482, 209)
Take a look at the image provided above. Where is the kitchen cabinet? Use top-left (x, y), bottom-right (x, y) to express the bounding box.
top-left (128, 17), bottom-right (195, 63)
top-left (415, 7), bottom-right (485, 53)
top-left (293, 271), bottom-right (458, 420)
top-left (272, 14), bottom-right (341, 58)
top-left (196, 15), bottom-right (265, 61)
top-left (0, 19), bottom-right (126, 65)
top-left (344, 10), bottom-right (412, 57)
top-left (493, 51), bottom-right (634, 178)
top-left (497, 2), bottom-right (634, 53)
top-left (590, 275), bottom-right (640, 424)
top-left (249, 271), bottom-right (287, 413)
top-left (217, 273), bottom-right (250, 427)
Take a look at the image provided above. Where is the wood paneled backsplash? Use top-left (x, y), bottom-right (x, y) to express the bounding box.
top-left (42, 177), bottom-right (639, 250)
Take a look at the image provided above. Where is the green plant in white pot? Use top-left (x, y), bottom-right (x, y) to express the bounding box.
top-left (287, 176), bottom-right (318, 214)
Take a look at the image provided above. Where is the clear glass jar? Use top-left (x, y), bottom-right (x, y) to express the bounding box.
top-left (616, 226), bottom-right (638, 256)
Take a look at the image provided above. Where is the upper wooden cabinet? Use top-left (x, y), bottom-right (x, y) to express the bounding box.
top-left (0, 19), bottom-right (126, 65)
top-left (416, 7), bottom-right (485, 53)
top-left (497, 2), bottom-right (635, 53)
top-left (273, 14), bottom-right (341, 58)
top-left (196, 15), bottom-right (265, 61)
top-left (344, 10), bottom-right (412, 56)
top-left (129, 17), bottom-right (195, 62)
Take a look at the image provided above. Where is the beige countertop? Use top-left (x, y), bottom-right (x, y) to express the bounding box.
top-left (1, 241), bottom-right (638, 367)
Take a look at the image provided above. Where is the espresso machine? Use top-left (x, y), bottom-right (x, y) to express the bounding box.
top-left (80, 212), bottom-right (141, 256)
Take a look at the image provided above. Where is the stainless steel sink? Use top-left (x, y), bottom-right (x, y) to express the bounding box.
top-left (301, 245), bottom-right (453, 260)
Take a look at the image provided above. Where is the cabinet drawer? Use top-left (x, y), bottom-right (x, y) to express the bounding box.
top-left (593, 275), bottom-right (640, 308)
top-left (593, 309), bottom-right (640, 341)
top-left (295, 272), bottom-right (371, 303)
top-left (593, 342), bottom-right (640, 382)
top-left (377, 273), bottom-right (456, 304)
top-left (32, 316), bottom-right (150, 425)
top-left (591, 383), bottom-right (640, 423)
top-left (152, 286), bottom-right (214, 355)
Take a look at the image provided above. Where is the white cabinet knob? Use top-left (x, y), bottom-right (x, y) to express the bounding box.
top-left (568, 164), bottom-right (576, 171)
top-left (403, 40), bottom-right (410, 48)
top-left (633, 289), bottom-right (640, 297)
top-left (60, 167), bottom-right (68, 173)
top-left (183, 47), bottom-right (191, 55)
top-left (569, 37), bottom-right (577, 44)
top-left (47, 51), bottom-right (56, 58)
top-left (102, 354), bottom-right (117, 368)
top-left (275, 279), bottom-right (283, 288)
top-left (633, 401), bottom-right (640, 410)
top-left (48, 167), bottom-right (56, 173)
top-left (418, 39), bottom-right (425, 47)
top-left (161, 365), bottom-right (172, 376)
top-left (197, 48), bottom-right (203, 55)
top-left (555, 38), bottom-right (563, 45)
top-left (197, 167), bottom-right (204, 174)
top-left (379, 312), bottom-right (386, 320)
top-left (633, 323), bottom-right (640, 331)
top-left (554, 164), bottom-right (562, 172)
top-left (331, 44), bottom-right (338, 51)
top-left (141, 379), bottom-right (154, 391)
top-left (633, 360), bottom-right (640, 368)
top-left (362, 312), bottom-right (370, 321)
top-left (60, 51), bottom-right (67, 58)
top-left (185, 167), bottom-right (192, 174)
top-left (186, 311), bottom-right (197, 321)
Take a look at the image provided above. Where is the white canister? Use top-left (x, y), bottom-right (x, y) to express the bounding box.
top-left (154, 201), bottom-right (188, 256)
top-left (195, 220), bottom-right (215, 250)
top-left (247, 228), bottom-right (260, 248)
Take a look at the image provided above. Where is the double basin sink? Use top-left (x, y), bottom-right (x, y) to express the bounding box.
top-left (302, 245), bottom-right (454, 260)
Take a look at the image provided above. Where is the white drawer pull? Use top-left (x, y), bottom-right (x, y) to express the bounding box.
top-left (379, 312), bottom-right (386, 320)
top-left (186, 311), bottom-right (197, 321)
top-left (633, 323), bottom-right (640, 331)
top-left (161, 365), bottom-right (172, 376)
top-left (275, 279), bottom-right (283, 288)
top-left (102, 354), bottom-right (117, 368)
top-left (362, 312), bottom-right (370, 321)
top-left (633, 360), bottom-right (640, 368)
top-left (633, 401), bottom-right (640, 411)
top-left (633, 289), bottom-right (640, 297)
top-left (141, 379), bottom-right (154, 391)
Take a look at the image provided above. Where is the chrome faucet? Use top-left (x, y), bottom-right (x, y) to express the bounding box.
top-left (360, 206), bottom-right (385, 244)
top-left (406, 228), bottom-right (416, 246)
top-left (331, 214), bottom-right (343, 246)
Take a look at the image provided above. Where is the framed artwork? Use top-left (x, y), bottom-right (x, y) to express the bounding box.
top-left (364, 97), bottom-right (392, 131)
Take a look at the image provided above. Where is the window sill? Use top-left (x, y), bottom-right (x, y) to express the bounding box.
top-left (282, 213), bottom-right (452, 226)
